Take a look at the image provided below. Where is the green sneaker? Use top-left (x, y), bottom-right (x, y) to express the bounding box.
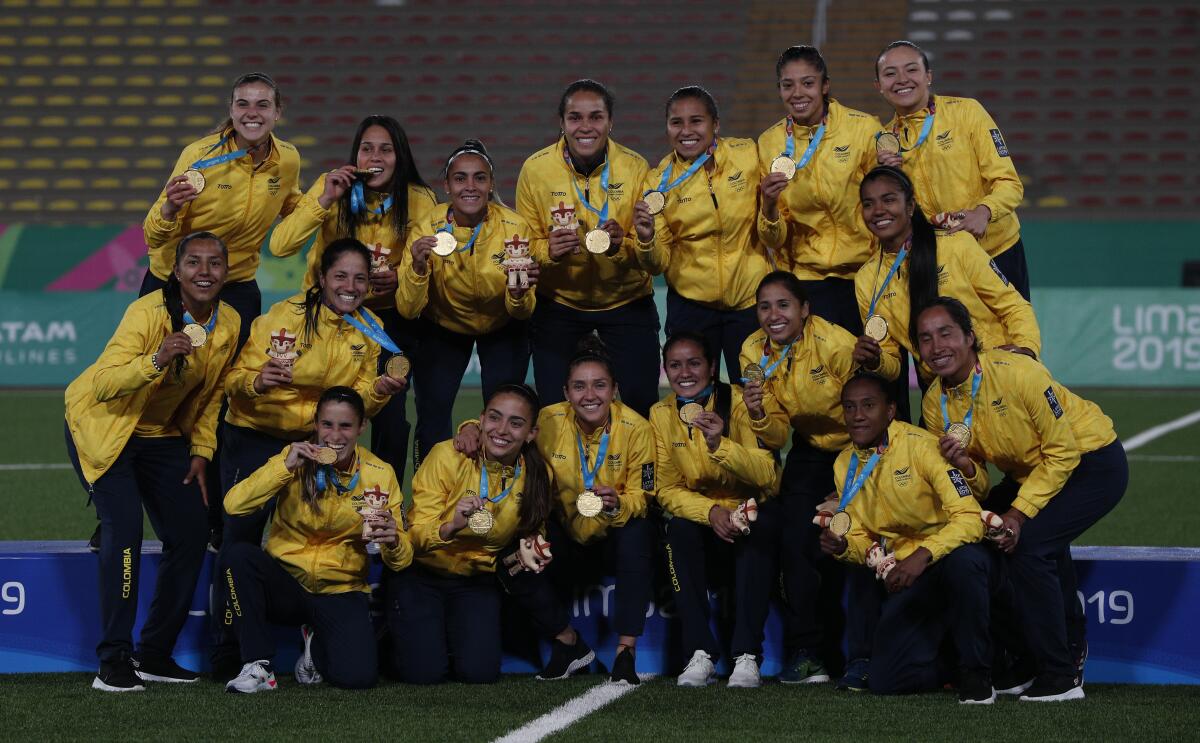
top-left (778, 650), bottom-right (830, 684)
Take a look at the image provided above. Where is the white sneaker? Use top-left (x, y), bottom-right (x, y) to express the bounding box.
top-left (294, 625), bottom-right (323, 686)
top-left (225, 660), bottom-right (277, 694)
top-left (727, 653), bottom-right (762, 688)
top-left (676, 649), bottom-right (716, 687)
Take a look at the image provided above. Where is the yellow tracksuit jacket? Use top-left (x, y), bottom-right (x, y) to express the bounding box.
top-left (740, 315), bottom-right (863, 453)
top-left (835, 421), bottom-right (984, 566)
top-left (650, 385), bottom-right (780, 525)
top-left (65, 292), bottom-right (240, 484)
top-left (268, 174), bottom-right (438, 313)
top-left (224, 445), bottom-right (411, 592)
top-left (224, 294), bottom-right (389, 439)
top-left (922, 351), bottom-right (1117, 518)
top-left (144, 131), bottom-right (307, 282)
top-left (396, 203), bottom-right (536, 336)
top-left (855, 230), bottom-right (1040, 380)
top-left (756, 100), bottom-right (882, 279)
top-left (636, 137), bottom-right (772, 311)
top-left (408, 440), bottom-right (535, 576)
top-left (884, 96), bottom-right (1024, 258)
top-left (537, 400), bottom-right (654, 544)
top-left (515, 138), bottom-right (653, 311)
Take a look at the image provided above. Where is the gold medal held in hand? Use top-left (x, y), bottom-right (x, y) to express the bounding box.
top-left (576, 490), bottom-right (604, 518)
top-left (743, 363), bottom-right (766, 384)
top-left (314, 447), bottom-right (338, 465)
top-left (829, 510), bottom-right (852, 538)
top-left (643, 190), bottom-right (667, 215)
top-left (182, 323), bottom-right (208, 348)
top-left (385, 354), bottom-right (411, 379)
top-left (864, 314), bottom-right (889, 343)
top-left (432, 231), bottom-right (458, 257)
top-left (584, 228), bottom-right (611, 254)
top-left (875, 132), bottom-right (901, 155)
top-left (354, 167), bottom-right (384, 177)
top-left (468, 507), bottom-right (494, 535)
top-left (182, 168), bottom-right (206, 194)
top-left (679, 402), bottom-right (704, 425)
top-left (770, 155), bottom-right (797, 181)
top-left (946, 422), bottom-right (971, 448)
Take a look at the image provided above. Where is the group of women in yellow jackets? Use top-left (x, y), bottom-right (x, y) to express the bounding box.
top-left (65, 40), bottom-right (1125, 702)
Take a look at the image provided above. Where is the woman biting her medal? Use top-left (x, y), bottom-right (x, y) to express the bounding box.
top-left (874, 41), bottom-right (1032, 300)
top-left (220, 238), bottom-right (407, 547)
top-left (397, 140), bottom-right (539, 467)
top-left (916, 298), bottom-right (1128, 702)
top-left (515, 79), bottom-right (660, 417)
top-left (633, 86), bottom-right (771, 379)
top-left (65, 232), bottom-right (240, 691)
top-left (653, 331), bottom-right (780, 688)
top-left (738, 271), bottom-right (884, 689)
top-left (142, 72), bottom-right (303, 349)
top-left (391, 384), bottom-right (561, 684)
top-left (221, 387), bottom-right (411, 693)
top-left (268, 115), bottom-right (435, 481)
top-left (853, 166), bottom-right (1039, 386)
top-left (818, 373), bottom-right (1002, 703)
top-left (756, 45), bottom-right (883, 333)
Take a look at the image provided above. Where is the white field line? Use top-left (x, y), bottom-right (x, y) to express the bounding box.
top-left (492, 675), bottom-right (653, 743)
top-left (1123, 409), bottom-right (1200, 451)
top-left (0, 463), bottom-right (71, 471)
top-left (1128, 454), bottom-right (1200, 462)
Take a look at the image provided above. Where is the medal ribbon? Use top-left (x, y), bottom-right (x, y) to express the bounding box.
top-left (564, 148), bottom-right (610, 225)
top-left (652, 143), bottom-right (714, 196)
top-left (189, 135), bottom-right (250, 171)
top-left (342, 309), bottom-right (400, 354)
top-left (479, 460), bottom-right (521, 505)
top-left (867, 237), bottom-right (911, 317)
top-left (941, 363), bottom-right (983, 434)
top-left (350, 181), bottom-right (394, 216)
top-left (182, 304), bottom-right (219, 335)
top-left (781, 116), bottom-right (827, 171)
top-left (576, 427), bottom-right (611, 492)
top-left (838, 439), bottom-right (886, 511)
top-left (676, 384), bottom-right (713, 405)
top-left (437, 208), bottom-right (483, 254)
top-left (892, 100), bottom-right (936, 152)
top-left (755, 336), bottom-right (796, 380)
top-left (315, 454), bottom-right (361, 494)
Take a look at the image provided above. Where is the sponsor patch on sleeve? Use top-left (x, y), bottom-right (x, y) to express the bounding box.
top-left (641, 462), bottom-right (656, 492)
top-left (1044, 386), bottom-right (1064, 418)
top-left (990, 128), bottom-right (1010, 157)
top-left (989, 259), bottom-right (1010, 286)
top-left (947, 469), bottom-right (972, 497)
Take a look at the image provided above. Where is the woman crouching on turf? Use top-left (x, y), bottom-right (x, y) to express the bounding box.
top-left (653, 331), bottom-right (781, 688)
top-left (221, 386), bottom-right (410, 693)
top-left (390, 383), bottom-right (563, 684)
top-left (65, 231), bottom-right (240, 691)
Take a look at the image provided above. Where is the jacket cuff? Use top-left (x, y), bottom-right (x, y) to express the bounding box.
top-left (189, 445), bottom-right (215, 461)
top-left (1012, 496), bottom-right (1041, 519)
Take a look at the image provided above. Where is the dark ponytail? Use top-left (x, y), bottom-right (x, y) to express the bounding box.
top-left (299, 386), bottom-right (366, 514)
top-left (295, 237), bottom-right (372, 344)
top-left (487, 383), bottom-right (552, 538)
top-left (566, 333), bottom-right (616, 383)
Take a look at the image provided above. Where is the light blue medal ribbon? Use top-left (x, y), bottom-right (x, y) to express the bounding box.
top-left (781, 117), bottom-right (826, 170)
top-left (645, 146), bottom-right (714, 200)
top-left (437, 208), bottom-right (483, 254)
top-left (350, 181), bottom-right (394, 216)
top-left (342, 309), bottom-right (400, 354)
top-left (576, 427), bottom-right (611, 492)
top-left (941, 363), bottom-right (983, 434)
top-left (189, 135), bottom-right (250, 171)
top-left (567, 152), bottom-right (610, 227)
top-left (867, 240), bottom-right (911, 317)
top-left (479, 461), bottom-right (521, 505)
top-left (838, 441), bottom-right (886, 512)
top-left (884, 100), bottom-right (936, 153)
top-left (676, 384), bottom-right (713, 405)
top-left (741, 336), bottom-right (795, 383)
top-left (315, 455), bottom-right (361, 494)
top-left (182, 305), bottom-right (218, 335)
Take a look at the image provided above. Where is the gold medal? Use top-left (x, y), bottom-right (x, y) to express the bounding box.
top-left (354, 167), bottom-right (384, 177)
top-left (643, 190), bottom-right (667, 215)
top-left (182, 168), bottom-right (206, 193)
top-left (576, 490), bottom-right (604, 518)
top-left (875, 132), bottom-right (901, 155)
top-left (679, 402), bottom-right (704, 425)
top-left (743, 363), bottom-right (766, 384)
top-left (385, 354), bottom-right (410, 379)
top-left (468, 508), bottom-right (494, 535)
top-left (314, 447), bottom-right (338, 465)
top-left (501, 465), bottom-right (515, 480)
top-left (432, 231), bottom-right (458, 257)
top-left (829, 510), bottom-right (852, 538)
top-left (770, 155), bottom-right (797, 181)
top-left (864, 314), bottom-right (889, 343)
top-left (584, 229), bottom-right (611, 254)
top-left (946, 422), bottom-right (972, 448)
top-left (182, 323), bottom-right (208, 347)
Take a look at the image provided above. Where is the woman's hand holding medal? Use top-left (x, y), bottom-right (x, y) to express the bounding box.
top-left (632, 200), bottom-right (655, 243)
top-left (318, 165), bottom-right (358, 209)
top-left (283, 441), bottom-right (325, 471)
top-left (155, 331), bottom-right (195, 368)
top-left (441, 494), bottom-right (483, 541)
top-left (852, 335), bottom-right (883, 370)
top-left (373, 374), bottom-right (407, 397)
top-left (759, 171), bottom-right (788, 221)
top-left (160, 174), bottom-right (201, 221)
top-left (742, 379), bottom-right (766, 421)
top-left (936, 433), bottom-right (976, 479)
top-left (410, 235), bottom-right (437, 276)
top-left (691, 410), bottom-right (725, 453)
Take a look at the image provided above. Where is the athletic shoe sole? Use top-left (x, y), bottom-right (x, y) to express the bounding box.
top-left (959, 689), bottom-right (997, 705)
top-left (996, 679), bottom-right (1035, 695)
top-left (92, 676), bottom-right (144, 692)
top-left (779, 673), bottom-right (830, 685)
top-left (1020, 686), bottom-right (1085, 702)
top-left (135, 670), bottom-right (198, 683)
top-left (727, 678), bottom-right (762, 688)
top-left (535, 649), bottom-right (596, 681)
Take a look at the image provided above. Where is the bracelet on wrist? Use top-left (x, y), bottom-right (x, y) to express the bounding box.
top-left (150, 352), bottom-right (164, 373)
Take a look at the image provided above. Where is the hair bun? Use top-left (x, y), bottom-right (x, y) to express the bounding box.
top-left (574, 333), bottom-right (609, 360)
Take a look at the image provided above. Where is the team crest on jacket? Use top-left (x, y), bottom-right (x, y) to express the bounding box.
top-left (990, 397), bottom-right (1009, 416)
top-left (936, 130), bottom-right (954, 151)
top-left (268, 328), bottom-right (299, 367)
top-left (268, 176), bottom-right (281, 195)
top-left (809, 365), bottom-right (830, 384)
top-left (893, 466), bottom-right (913, 487)
top-left (833, 144), bottom-right (852, 163)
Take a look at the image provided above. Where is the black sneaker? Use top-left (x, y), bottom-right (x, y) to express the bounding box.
top-left (1071, 639), bottom-right (1088, 686)
top-left (536, 637), bottom-right (595, 680)
top-left (92, 655), bottom-right (145, 692)
top-left (207, 528), bottom-right (222, 555)
top-left (958, 670), bottom-right (996, 705)
top-left (1020, 673), bottom-right (1085, 702)
top-left (835, 658), bottom-right (870, 692)
top-left (609, 646), bottom-right (639, 686)
top-left (210, 645), bottom-right (243, 683)
top-left (88, 523), bottom-right (101, 554)
top-left (134, 653), bottom-right (199, 683)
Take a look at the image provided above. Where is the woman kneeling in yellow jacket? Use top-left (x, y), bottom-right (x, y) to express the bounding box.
top-left (221, 387), bottom-right (411, 693)
top-left (65, 232), bottom-right (240, 691)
